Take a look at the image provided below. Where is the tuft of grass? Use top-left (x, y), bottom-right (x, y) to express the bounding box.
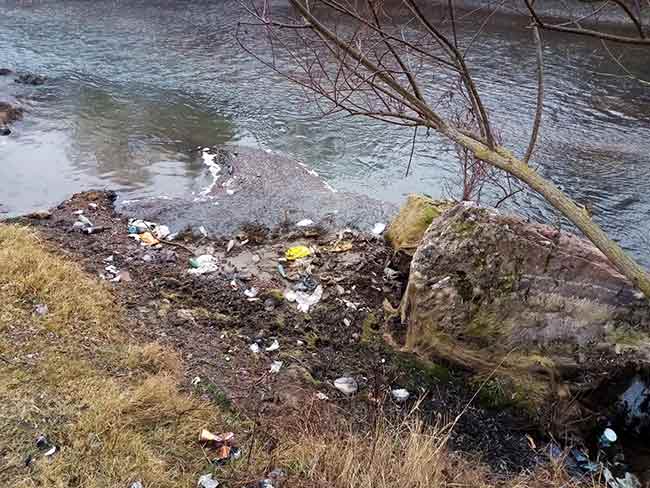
top-left (279, 415), bottom-right (592, 488)
top-left (0, 225), bottom-right (228, 487)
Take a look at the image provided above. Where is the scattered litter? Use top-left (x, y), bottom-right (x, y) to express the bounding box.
top-left (391, 388), bottom-right (410, 403)
top-left (372, 222), bottom-right (386, 235)
top-left (199, 226), bottom-right (208, 237)
top-left (285, 245), bottom-right (312, 261)
top-left (294, 285), bottom-right (323, 313)
top-left (244, 287), bottom-right (258, 298)
top-left (249, 343), bottom-right (261, 354)
top-left (384, 267), bottom-right (399, 280)
top-left (78, 215), bottom-right (92, 227)
top-left (343, 318), bottom-right (351, 327)
top-left (599, 428), bottom-right (618, 448)
top-left (294, 274), bottom-right (318, 292)
top-left (104, 255), bottom-right (114, 262)
top-left (214, 445), bottom-right (242, 465)
top-left (83, 226), bottom-right (106, 235)
top-left (334, 376), bottom-right (358, 395)
top-left (128, 219), bottom-right (152, 234)
top-left (130, 482), bottom-right (144, 488)
top-left (316, 392), bottom-right (329, 401)
top-left (138, 232), bottom-right (159, 246)
top-left (105, 265), bottom-right (119, 275)
top-left (192, 376), bottom-right (201, 386)
top-left (265, 339), bottom-right (280, 352)
top-left (34, 303), bottom-right (48, 317)
top-left (35, 434), bottom-right (48, 449)
top-left (226, 239), bottom-right (235, 253)
top-left (199, 429), bottom-right (234, 444)
top-left (88, 203), bottom-right (98, 209)
top-left (605, 468), bottom-right (642, 488)
top-left (296, 219), bottom-right (315, 227)
top-left (230, 279), bottom-right (238, 290)
top-left (197, 473), bottom-right (220, 488)
top-left (189, 255), bottom-right (219, 275)
top-left (325, 241), bottom-right (353, 253)
top-left (270, 360), bottom-right (283, 374)
top-left (277, 264), bottom-right (288, 279)
top-left (284, 290), bottom-right (297, 302)
top-left (153, 225), bottom-right (170, 240)
top-left (44, 446), bottom-right (58, 457)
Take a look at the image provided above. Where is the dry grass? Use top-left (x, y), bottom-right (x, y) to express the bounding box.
top-left (0, 225), bottom-right (227, 487)
top-left (281, 414), bottom-right (593, 488)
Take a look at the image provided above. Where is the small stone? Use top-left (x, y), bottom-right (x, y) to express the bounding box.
top-left (27, 210), bottom-right (51, 219)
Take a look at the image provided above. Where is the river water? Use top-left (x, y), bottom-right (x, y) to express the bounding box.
top-left (1, 0), bottom-right (649, 262)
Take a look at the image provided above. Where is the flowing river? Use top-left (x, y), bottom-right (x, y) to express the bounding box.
top-left (1, 0), bottom-right (649, 263)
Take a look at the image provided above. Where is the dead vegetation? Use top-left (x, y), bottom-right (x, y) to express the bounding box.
top-left (0, 224), bottom-right (225, 487)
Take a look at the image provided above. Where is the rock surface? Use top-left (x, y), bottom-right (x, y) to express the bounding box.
top-left (399, 202), bottom-right (650, 427)
top-left (384, 194), bottom-right (452, 255)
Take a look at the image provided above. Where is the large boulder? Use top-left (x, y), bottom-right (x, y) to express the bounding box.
top-left (399, 202), bottom-right (650, 429)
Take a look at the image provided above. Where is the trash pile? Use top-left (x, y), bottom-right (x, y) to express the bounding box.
top-left (71, 208), bottom-right (104, 235)
top-left (127, 218), bottom-right (172, 247)
top-left (24, 433), bottom-right (58, 467)
top-left (198, 429), bottom-right (241, 465)
top-left (552, 427), bottom-right (642, 488)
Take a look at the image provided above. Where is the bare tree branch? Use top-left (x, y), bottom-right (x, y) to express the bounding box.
top-left (523, 24), bottom-right (544, 165)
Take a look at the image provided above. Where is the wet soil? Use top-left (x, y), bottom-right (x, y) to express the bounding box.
top-left (10, 190), bottom-right (544, 477)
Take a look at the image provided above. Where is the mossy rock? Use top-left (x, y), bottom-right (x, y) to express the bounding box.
top-left (385, 194), bottom-right (453, 255)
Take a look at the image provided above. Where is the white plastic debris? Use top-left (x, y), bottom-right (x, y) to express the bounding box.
top-left (371, 222), bottom-right (386, 235)
top-left (129, 482), bottom-right (144, 488)
top-left (44, 446), bottom-right (58, 457)
top-left (78, 214), bottom-right (93, 227)
top-left (265, 339), bottom-right (280, 352)
top-left (88, 203), bottom-right (98, 209)
top-left (334, 377), bottom-right (358, 395)
top-left (316, 392), bottom-right (329, 401)
top-left (296, 219), bottom-right (315, 227)
top-left (294, 285), bottom-right (323, 313)
top-left (34, 303), bottom-right (49, 317)
top-left (249, 343), bottom-right (261, 354)
top-left (391, 388), bottom-right (410, 403)
top-left (199, 226), bottom-right (208, 237)
top-left (153, 225), bottom-right (170, 240)
top-left (270, 360), bottom-right (283, 374)
top-left (343, 318), bottom-right (351, 327)
top-left (188, 255), bottom-right (219, 275)
top-left (191, 376), bottom-right (201, 386)
top-left (197, 473), bottom-right (220, 488)
top-left (244, 287), bottom-right (258, 298)
top-left (226, 239), bottom-right (235, 253)
top-left (284, 290), bottom-right (297, 302)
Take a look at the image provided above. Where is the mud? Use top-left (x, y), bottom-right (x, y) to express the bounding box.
top-left (10, 190), bottom-right (548, 475)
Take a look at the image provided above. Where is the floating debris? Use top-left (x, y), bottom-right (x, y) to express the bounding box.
top-left (296, 219), bottom-right (315, 227)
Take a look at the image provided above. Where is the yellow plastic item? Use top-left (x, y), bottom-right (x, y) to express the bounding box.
top-left (285, 245), bottom-right (312, 261)
top-left (139, 231), bottom-right (160, 246)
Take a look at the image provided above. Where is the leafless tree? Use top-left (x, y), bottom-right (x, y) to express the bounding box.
top-left (237, 0), bottom-right (650, 298)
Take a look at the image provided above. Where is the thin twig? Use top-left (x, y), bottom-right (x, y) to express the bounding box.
top-left (405, 126), bottom-right (418, 177)
top-left (523, 24), bottom-right (544, 165)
